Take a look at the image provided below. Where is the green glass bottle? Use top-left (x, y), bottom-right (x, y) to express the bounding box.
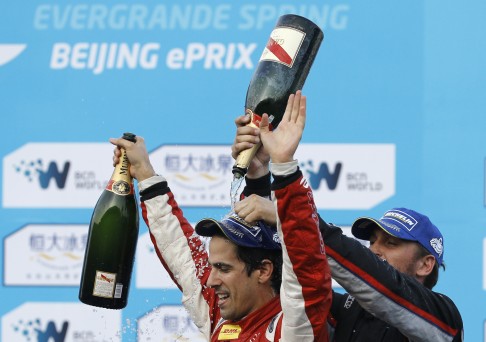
top-left (79, 132), bottom-right (139, 309)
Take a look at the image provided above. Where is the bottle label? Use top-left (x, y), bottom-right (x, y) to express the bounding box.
top-left (93, 270), bottom-right (116, 298)
top-left (246, 109), bottom-right (274, 131)
top-left (259, 26), bottom-right (306, 68)
top-left (106, 179), bottom-right (134, 195)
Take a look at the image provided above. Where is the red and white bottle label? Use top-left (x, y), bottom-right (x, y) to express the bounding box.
top-left (246, 109), bottom-right (274, 131)
top-left (259, 26), bottom-right (306, 68)
top-left (93, 270), bottom-right (116, 298)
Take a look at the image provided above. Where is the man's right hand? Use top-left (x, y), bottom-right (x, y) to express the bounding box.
top-left (110, 135), bottom-right (156, 182)
top-left (259, 91), bottom-right (306, 165)
top-left (231, 114), bottom-right (270, 179)
top-left (234, 194), bottom-right (277, 226)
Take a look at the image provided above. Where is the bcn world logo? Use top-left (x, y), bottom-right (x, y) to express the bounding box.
top-left (3, 143), bottom-right (114, 208)
top-left (0, 44), bottom-right (27, 66)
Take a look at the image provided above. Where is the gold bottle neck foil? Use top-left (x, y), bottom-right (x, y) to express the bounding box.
top-left (106, 148), bottom-right (134, 195)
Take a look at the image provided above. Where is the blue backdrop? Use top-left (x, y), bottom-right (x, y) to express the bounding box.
top-left (1, 0), bottom-right (484, 340)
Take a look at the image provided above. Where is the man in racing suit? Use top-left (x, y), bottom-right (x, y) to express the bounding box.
top-left (230, 107), bottom-right (464, 341)
top-left (110, 91), bottom-right (331, 341)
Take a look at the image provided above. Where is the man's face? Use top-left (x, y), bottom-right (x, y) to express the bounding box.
top-left (369, 228), bottom-right (423, 277)
top-left (207, 236), bottom-right (263, 321)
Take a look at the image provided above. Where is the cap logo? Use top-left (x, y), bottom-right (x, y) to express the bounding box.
top-left (273, 233), bottom-right (280, 244)
top-left (221, 221), bottom-right (245, 239)
top-left (382, 210), bottom-right (418, 232)
top-left (227, 213), bottom-right (262, 238)
top-left (430, 237), bottom-right (443, 257)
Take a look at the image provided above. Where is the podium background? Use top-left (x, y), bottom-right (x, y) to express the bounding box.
top-left (1, 0), bottom-right (484, 340)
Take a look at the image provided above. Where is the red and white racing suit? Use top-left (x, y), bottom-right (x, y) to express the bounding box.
top-left (138, 169), bottom-right (331, 341)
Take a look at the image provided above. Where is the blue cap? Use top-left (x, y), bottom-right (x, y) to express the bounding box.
top-left (195, 212), bottom-right (281, 250)
top-left (351, 208), bottom-right (444, 266)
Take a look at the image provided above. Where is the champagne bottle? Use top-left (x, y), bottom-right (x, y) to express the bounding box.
top-left (79, 132), bottom-right (139, 309)
top-left (232, 14), bottom-right (324, 178)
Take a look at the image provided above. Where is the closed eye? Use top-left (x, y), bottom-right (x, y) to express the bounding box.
top-left (211, 262), bottom-right (232, 273)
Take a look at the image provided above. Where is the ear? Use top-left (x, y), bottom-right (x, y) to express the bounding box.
top-left (257, 259), bottom-right (274, 284)
top-left (416, 254), bottom-right (436, 278)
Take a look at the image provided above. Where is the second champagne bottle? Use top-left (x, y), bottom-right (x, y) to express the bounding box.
top-left (232, 14), bottom-right (324, 179)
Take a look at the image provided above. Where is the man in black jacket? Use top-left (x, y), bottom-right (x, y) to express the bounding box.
top-left (230, 107), bottom-right (464, 341)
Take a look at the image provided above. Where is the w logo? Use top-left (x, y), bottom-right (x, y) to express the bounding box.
top-left (36, 321), bottom-right (69, 342)
top-left (38, 162), bottom-right (71, 189)
top-left (300, 160), bottom-right (342, 190)
top-left (14, 159), bottom-right (71, 189)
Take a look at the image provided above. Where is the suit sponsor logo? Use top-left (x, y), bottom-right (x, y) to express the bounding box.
top-left (344, 295), bottom-right (355, 309)
top-left (219, 324), bottom-right (242, 339)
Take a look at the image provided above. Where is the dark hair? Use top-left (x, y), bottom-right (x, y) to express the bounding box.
top-left (236, 245), bottom-right (283, 294)
top-left (415, 243), bottom-right (445, 289)
top-left (212, 231), bottom-right (282, 294)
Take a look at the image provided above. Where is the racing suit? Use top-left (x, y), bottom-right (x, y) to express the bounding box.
top-left (138, 169), bottom-right (331, 341)
top-left (242, 172), bottom-right (464, 342)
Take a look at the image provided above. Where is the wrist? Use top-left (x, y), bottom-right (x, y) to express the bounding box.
top-left (134, 164), bottom-right (157, 182)
top-left (270, 160), bottom-right (298, 177)
top-left (243, 172), bottom-right (271, 198)
top-left (246, 164), bottom-right (270, 179)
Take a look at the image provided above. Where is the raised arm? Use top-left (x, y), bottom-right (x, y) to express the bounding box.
top-left (109, 136), bottom-right (215, 339)
top-left (260, 91), bottom-right (331, 341)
